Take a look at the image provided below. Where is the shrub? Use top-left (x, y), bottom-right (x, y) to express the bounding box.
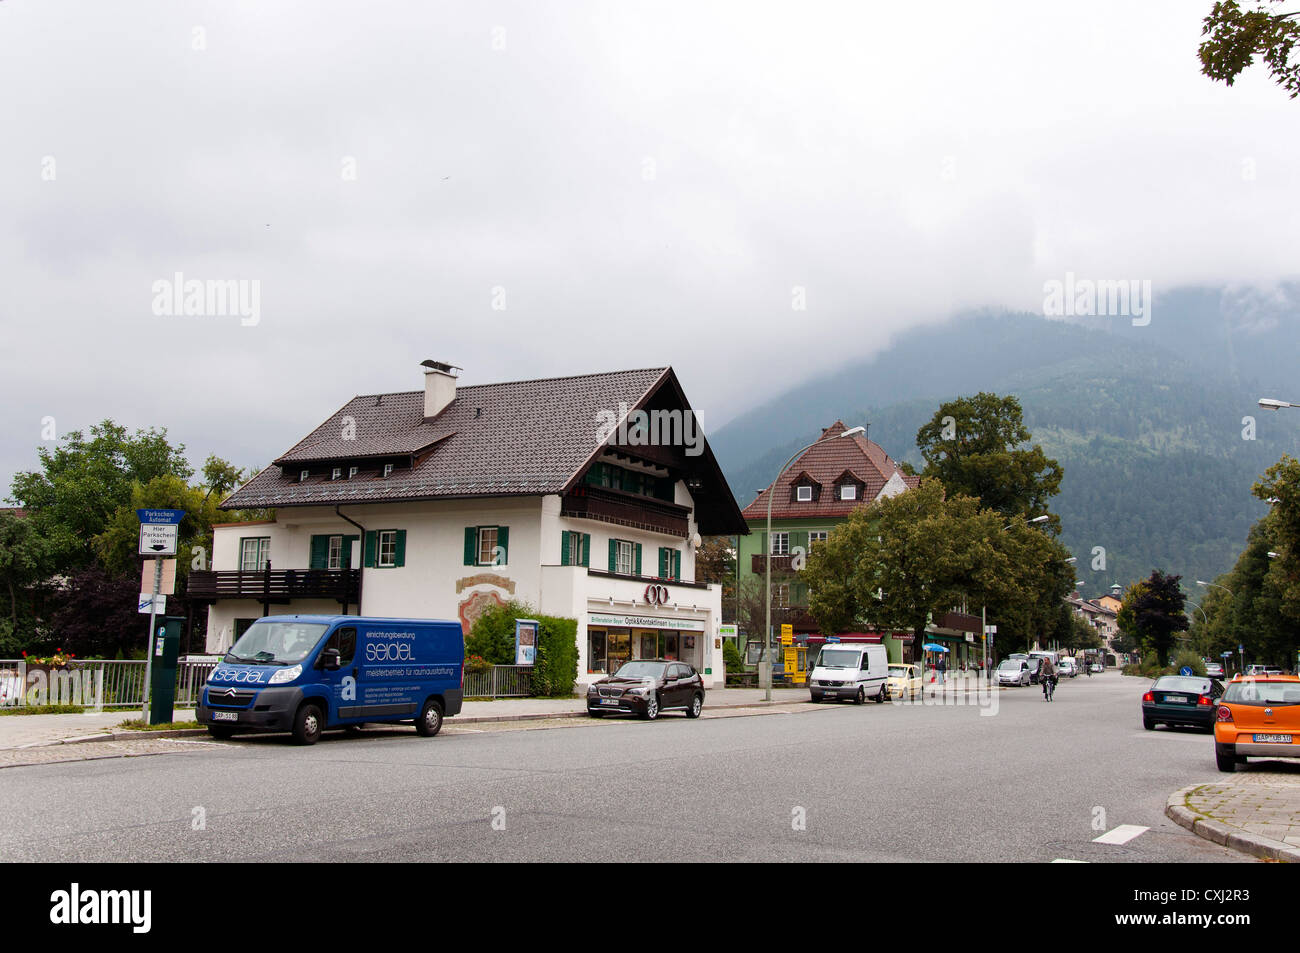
top-left (531, 614), bottom-right (578, 697)
top-left (723, 639), bottom-right (744, 673)
top-left (464, 601), bottom-right (532, 665)
top-left (1171, 649), bottom-right (1206, 677)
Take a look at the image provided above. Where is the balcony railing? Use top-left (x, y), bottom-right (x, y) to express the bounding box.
top-left (561, 485), bottom-right (691, 537)
top-left (188, 565), bottom-right (361, 605)
top-left (751, 554), bottom-right (797, 573)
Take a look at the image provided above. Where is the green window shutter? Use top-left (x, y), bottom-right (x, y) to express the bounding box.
top-left (363, 531), bottom-right (376, 568)
top-left (342, 535), bottom-right (358, 569)
top-left (793, 530), bottom-right (809, 551)
top-left (581, 533), bottom-right (590, 567)
top-left (658, 547), bottom-right (668, 578)
top-left (634, 543), bottom-right (642, 576)
top-left (496, 526), bottom-right (509, 564)
top-left (309, 535), bottom-right (329, 570)
top-left (673, 550), bottom-right (681, 581)
top-left (561, 530), bottom-right (571, 566)
top-left (761, 532), bottom-right (768, 555)
top-left (464, 527), bottom-right (477, 566)
top-left (394, 530), bottom-right (407, 567)
top-left (609, 539), bottom-right (618, 572)
top-left (794, 582), bottom-right (808, 604)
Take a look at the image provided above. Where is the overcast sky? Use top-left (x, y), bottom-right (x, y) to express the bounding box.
top-left (2, 0), bottom-right (1298, 492)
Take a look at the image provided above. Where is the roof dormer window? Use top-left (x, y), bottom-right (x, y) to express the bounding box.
top-left (299, 470), bottom-right (309, 483)
top-left (383, 463), bottom-right (394, 478)
top-left (840, 484), bottom-right (857, 501)
top-left (331, 467), bottom-right (341, 481)
top-left (348, 466), bottom-right (358, 479)
top-left (796, 485), bottom-right (813, 502)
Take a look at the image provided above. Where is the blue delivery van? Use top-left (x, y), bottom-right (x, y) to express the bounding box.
top-left (196, 615), bottom-right (464, 745)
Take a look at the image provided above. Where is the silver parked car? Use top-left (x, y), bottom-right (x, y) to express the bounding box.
top-left (996, 658), bottom-right (1031, 687)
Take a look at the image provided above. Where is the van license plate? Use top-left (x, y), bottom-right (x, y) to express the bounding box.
top-left (1253, 733), bottom-right (1292, 744)
top-left (212, 711), bottom-right (238, 722)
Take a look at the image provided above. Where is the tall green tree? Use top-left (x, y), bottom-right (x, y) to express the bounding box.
top-left (0, 510), bottom-right (56, 630)
top-left (696, 536), bottom-right (738, 620)
top-left (1200, 1), bottom-right (1300, 98)
top-left (1253, 454), bottom-right (1300, 622)
top-left (9, 421), bottom-right (193, 569)
top-left (1117, 570), bottom-right (1189, 667)
top-left (915, 393), bottom-right (1063, 523)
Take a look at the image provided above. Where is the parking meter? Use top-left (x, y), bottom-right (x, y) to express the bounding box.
top-left (149, 616), bottom-right (184, 724)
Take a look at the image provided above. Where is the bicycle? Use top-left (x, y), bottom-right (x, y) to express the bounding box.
top-left (1042, 673), bottom-right (1056, 702)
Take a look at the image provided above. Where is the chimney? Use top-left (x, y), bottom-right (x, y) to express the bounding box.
top-left (421, 360), bottom-right (461, 419)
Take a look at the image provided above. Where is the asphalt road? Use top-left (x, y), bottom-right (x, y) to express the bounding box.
top-left (0, 671), bottom-right (1251, 862)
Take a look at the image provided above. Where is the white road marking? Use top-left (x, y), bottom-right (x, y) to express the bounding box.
top-left (1052, 858), bottom-right (1088, 863)
top-left (1093, 824), bottom-right (1149, 845)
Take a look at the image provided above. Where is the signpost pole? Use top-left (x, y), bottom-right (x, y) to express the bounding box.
top-left (141, 557), bottom-right (163, 723)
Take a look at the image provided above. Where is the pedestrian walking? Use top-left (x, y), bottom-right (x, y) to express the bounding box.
top-left (936, 653), bottom-right (947, 685)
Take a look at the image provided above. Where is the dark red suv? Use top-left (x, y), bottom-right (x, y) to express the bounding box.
top-left (586, 660), bottom-right (705, 720)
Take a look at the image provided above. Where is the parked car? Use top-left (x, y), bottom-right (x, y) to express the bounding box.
top-left (808, 643), bottom-right (889, 704)
top-left (1090, 662), bottom-right (1104, 673)
top-left (586, 660), bottom-right (704, 720)
top-left (1215, 674), bottom-right (1300, 771)
top-left (1026, 657), bottom-right (1046, 685)
top-left (1205, 662), bottom-right (1225, 678)
top-left (1058, 658), bottom-right (1079, 678)
top-left (197, 614), bottom-right (464, 744)
top-left (1245, 664), bottom-right (1269, 676)
top-left (995, 658), bottom-right (1031, 687)
top-left (1142, 675), bottom-right (1224, 732)
top-left (885, 663), bottom-right (922, 700)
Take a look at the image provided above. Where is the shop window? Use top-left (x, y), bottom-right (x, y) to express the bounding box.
top-left (588, 629), bottom-right (607, 674)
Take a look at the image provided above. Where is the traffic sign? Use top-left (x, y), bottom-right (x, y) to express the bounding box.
top-left (138, 593), bottom-right (166, 614)
top-left (1180, 666), bottom-right (1193, 676)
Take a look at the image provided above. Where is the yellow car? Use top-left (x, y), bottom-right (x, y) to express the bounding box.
top-left (885, 663), bottom-right (922, 700)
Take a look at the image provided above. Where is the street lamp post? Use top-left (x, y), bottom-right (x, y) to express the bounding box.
top-left (763, 426), bottom-right (865, 701)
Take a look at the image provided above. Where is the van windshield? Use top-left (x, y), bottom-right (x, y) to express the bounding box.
top-left (226, 621), bottom-right (328, 665)
top-left (818, 649), bottom-right (861, 668)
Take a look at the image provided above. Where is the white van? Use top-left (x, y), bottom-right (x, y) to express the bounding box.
top-left (809, 643), bottom-right (889, 704)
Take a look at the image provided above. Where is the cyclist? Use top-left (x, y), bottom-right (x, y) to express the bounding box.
top-left (1041, 655), bottom-right (1058, 701)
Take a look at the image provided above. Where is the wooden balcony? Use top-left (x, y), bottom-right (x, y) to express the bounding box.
top-left (751, 554), bottom-right (797, 573)
top-left (188, 566), bottom-right (361, 606)
top-left (561, 485), bottom-right (691, 538)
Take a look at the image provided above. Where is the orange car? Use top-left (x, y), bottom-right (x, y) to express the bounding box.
top-left (1214, 674), bottom-right (1300, 772)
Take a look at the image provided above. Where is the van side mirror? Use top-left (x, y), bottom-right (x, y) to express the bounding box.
top-left (321, 647), bottom-right (341, 670)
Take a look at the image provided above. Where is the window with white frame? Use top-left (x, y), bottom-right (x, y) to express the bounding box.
top-left (382, 463), bottom-right (394, 478)
top-left (240, 537), bottom-right (270, 571)
top-left (331, 467), bottom-right (341, 481)
top-left (796, 485), bottom-right (812, 502)
top-left (327, 535), bottom-right (343, 570)
top-left (840, 484), bottom-right (857, 501)
top-left (770, 532), bottom-right (790, 556)
top-left (615, 539), bottom-right (636, 575)
top-left (299, 470), bottom-right (309, 483)
top-left (377, 530), bottom-right (398, 568)
top-left (348, 466), bottom-right (358, 479)
top-left (809, 531), bottom-right (829, 547)
top-left (566, 532), bottom-right (584, 567)
top-left (477, 527), bottom-right (499, 566)
top-left (774, 583), bottom-right (790, 608)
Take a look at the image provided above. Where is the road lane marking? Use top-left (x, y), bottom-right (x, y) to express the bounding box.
top-left (1093, 824), bottom-right (1149, 845)
top-left (1052, 859), bottom-right (1088, 863)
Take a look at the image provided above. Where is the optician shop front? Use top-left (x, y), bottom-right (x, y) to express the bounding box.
top-left (587, 611), bottom-right (710, 678)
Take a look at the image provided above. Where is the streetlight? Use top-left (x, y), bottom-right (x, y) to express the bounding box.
top-left (762, 426), bottom-right (865, 701)
top-left (1258, 398), bottom-right (1299, 411)
top-left (1197, 580), bottom-right (1234, 599)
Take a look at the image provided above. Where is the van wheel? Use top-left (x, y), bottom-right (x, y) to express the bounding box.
top-left (875, 685), bottom-right (886, 703)
top-left (207, 726), bottom-right (236, 740)
top-left (854, 687), bottom-right (865, 705)
top-left (292, 703), bottom-right (323, 745)
top-left (686, 693), bottom-right (703, 718)
top-left (416, 699), bottom-right (444, 737)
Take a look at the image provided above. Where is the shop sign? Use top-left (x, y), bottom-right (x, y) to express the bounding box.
top-left (644, 584), bottom-right (670, 605)
top-left (589, 612), bottom-right (705, 631)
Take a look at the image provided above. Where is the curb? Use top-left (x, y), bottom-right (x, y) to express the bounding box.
top-left (21, 696), bottom-right (816, 747)
top-left (1165, 784), bottom-right (1300, 862)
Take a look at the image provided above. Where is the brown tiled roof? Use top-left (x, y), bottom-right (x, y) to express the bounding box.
top-left (740, 420), bottom-right (920, 521)
top-left (220, 367), bottom-right (750, 535)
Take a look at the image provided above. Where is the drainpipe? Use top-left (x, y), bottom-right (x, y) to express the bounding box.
top-left (335, 505), bottom-right (366, 615)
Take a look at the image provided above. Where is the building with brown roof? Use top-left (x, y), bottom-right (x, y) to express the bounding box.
top-left (193, 363), bottom-right (748, 686)
top-left (735, 422), bottom-right (983, 666)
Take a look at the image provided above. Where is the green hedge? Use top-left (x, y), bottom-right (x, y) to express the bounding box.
top-left (464, 602), bottom-right (578, 697)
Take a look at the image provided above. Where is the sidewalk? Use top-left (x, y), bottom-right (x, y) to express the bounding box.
top-left (0, 687), bottom-right (815, 749)
top-left (1166, 766), bottom-right (1300, 862)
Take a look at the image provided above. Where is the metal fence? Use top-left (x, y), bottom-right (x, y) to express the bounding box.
top-left (0, 658), bottom-right (219, 709)
top-left (0, 658), bottom-right (530, 706)
top-left (462, 664), bottom-right (533, 698)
